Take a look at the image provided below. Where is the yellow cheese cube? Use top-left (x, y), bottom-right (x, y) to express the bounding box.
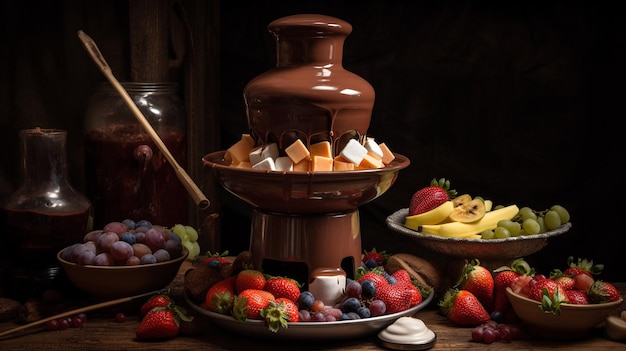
top-left (333, 158), bottom-right (355, 171)
top-left (379, 142), bottom-right (395, 165)
top-left (357, 153), bottom-right (384, 169)
top-left (226, 137), bottom-right (254, 164)
top-left (312, 156), bottom-right (334, 172)
top-left (285, 139), bottom-right (310, 164)
top-left (309, 141), bottom-right (332, 159)
top-left (293, 159), bottom-right (310, 172)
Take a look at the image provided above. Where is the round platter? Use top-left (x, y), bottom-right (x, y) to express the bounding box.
top-left (386, 208), bottom-right (571, 260)
top-left (185, 290), bottom-right (434, 340)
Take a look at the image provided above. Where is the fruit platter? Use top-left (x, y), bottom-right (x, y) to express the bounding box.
top-left (386, 178), bottom-right (572, 267)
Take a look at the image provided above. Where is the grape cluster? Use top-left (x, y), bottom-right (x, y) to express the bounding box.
top-left (45, 313), bottom-right (87, 331)
top-left (170, 224), bottom-right (201, 258)
top-left (481, 205), bottom-right (570, 239)
top-left (296, 278), bottom-right (389, 322)
top-left (471, 320), bottom-right (524, 344)
top-left (60, 219), bottom-right (184, 266)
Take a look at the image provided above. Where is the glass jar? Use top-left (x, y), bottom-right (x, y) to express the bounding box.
top-left (84, 82), bottom-right (187, 228)
top-left (0, 128), bottom-right (94, 300)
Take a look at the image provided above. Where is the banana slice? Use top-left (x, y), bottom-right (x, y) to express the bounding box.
top-left (448, 198), bottom-right (486, 222)
top-left (452, 194), bottom-right (472, 207)
top-left (404, 201), bottom-right (454, 229)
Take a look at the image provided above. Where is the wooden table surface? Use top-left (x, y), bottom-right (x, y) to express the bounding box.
top-left (0, 275), bottom-right (624, 350)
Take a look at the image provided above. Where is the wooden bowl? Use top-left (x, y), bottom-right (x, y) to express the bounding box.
top-left (506, 287), bottom-right (624, 339)
top-left (57, 246), bottom-right (188, 300)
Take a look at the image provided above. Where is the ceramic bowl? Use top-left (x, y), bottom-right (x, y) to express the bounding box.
top-left (57, 246), bottom-right (188, 300)
top-left (506, 287), bottom-right (624, 339)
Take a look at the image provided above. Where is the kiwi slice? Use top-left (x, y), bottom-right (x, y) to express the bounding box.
top-left (449, 198), bottom-right (486, 222)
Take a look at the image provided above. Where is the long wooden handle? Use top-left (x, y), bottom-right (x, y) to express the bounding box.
top-left (0, 289), bottom-right (168, 338)
top-left (77, 30), bottom-right (209, 210)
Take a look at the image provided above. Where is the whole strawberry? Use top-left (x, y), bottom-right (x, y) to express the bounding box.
top-left (261, 297), bottom-right (300, 332)
top-left (264, 276), bottom-right (301, 302)
top-left (362, 248), bottom-right (389, 267)
top-left (201, 250), bottom-right (230, 268)
top-left (408, 178), bottom-right (457, 216)
top-left (455, 259), bottom-right (494, 312)
top-left (439, 288), bottom-right (490, 326)
top-left (204, 276), bottom-right (236, 314)
top-left (563, 256), bottom-right (604, 278)
top-left (493, 258), bottom-right (534, 319)
top-left (527, 278), bottom-right (561, 302)
top-left (233, 289), bottom-right (275, 321)
top-left (135, 304), bottom-right (192, 340)
top-left (235, 269), bottom-right (267, 293)
top-left (374, 283), bottom-right (412, 314)
top-left (140, 294), bottom-right (173, 316)
top-left (565, 289), bottom-right (589, 305)
top-left (587, 280), bottom-right (621, 303)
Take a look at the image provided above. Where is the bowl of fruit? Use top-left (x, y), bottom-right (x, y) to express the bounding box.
top-left (57, 219), bottom-right (190, 300)
top-left (505, 286), bottom-right (623, 340)
top-left (386, 178), bottom-right (571, 266)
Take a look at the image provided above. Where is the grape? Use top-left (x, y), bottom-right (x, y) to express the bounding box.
top-left (311, 312), bottom-right (327, 322)
top-left (311, 300), bottom-right (325, 312)
top-left (345, 281), bottom-right (362, 298)
top-left (97, 232), bottom-right (119, 252)
top-left (46, 319), bottom-right (59, 331)
top-left (168, 232), bottom-right (182, 244)
top-left (110, 241), bottom-right (134, 262)
top-left (114, 312), bottom-right (127, 323)
top-left (356, 306), bottom-right (371, 318)
top-left (497, 220), bottom-right (521, 237)
top-left (61, 243), bottom-right (81, 261)
top-left (297, 291), bottom-right (315, 310)
top-left (360, 280), bottom-right (376, 299)
top-left (522, 218), bottom-right (540, 235)
top-left (83, 230), bottom-right (103, 242)
top-left (550, 205), bottom-right (570, 223)
top-left (119, 232), bottom-right (136, 245)
top-left (122, 219), bottom-right (136, 230)
top-left (494, 226), bottom-right (510, 239)
top-left (480, 229), bottom-right (495, 240)
top-left (482, 327), bottom-right (497, 344)
top-left (76, 250), bottom-right (96, 265)
top-left (140, 254), bottom-right (157, 264)
top-left (325, 315), bottom-right (337, 322)
top-left (364, 258), bottom-right (378, 269)
top-left (144, 228), bottom-right (166, 251)
top-left (536, 216), bottom-right (547, 233)
top-left (135, 219), bottom-right (153, 229)
top-left (102, 221), bottom-right (129, 236)
top-left (471, 325), bottom-right (485, 342)
top-left (171, 224), bottom-right (186, 239)
top-left (132, 243), bottom-right (152, 258)
top-left (368, 299), bottom-right (386, 316)
top-left (164, 238), bottom-right (183, 256)
top-left (93, 252), bottom-right (114, 266)
top-left (544, 210), bottom-right (562, 230)
top-left (325, 307), bottom-right (343, 319)
top-left (58, 318), bottom-right (70, 330)
top-left (341, 297), bottom-right (361, 313)
top-left (126, 256), bottom-right (140, 266)
top-left (518, 207), bottom-right (537, 221)
top-left (185, 225), bottom-right (199, 242)
top-left (299, 310), bottom-right (311, 321)
top-left (134, 231), bottom-right (146, 243)
top-left (153, 249), bottom-right (171, 262)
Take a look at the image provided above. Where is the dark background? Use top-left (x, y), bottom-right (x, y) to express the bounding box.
top-left (1, 1), bottom-right (624, 281)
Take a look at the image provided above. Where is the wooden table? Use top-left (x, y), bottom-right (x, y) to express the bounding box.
top-left (1, 277), bottom-right (624, 350)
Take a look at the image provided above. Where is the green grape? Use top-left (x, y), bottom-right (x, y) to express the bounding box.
top-left (522, 218), bottom-right (541, 235)
top-left (550, 205), bottom-right (570, 224)
top-left (494, 205), bottom-right (504, 210)
top-left (536, 216), bottom-right (547, 233)
top-left (185, 225), bottom-right (199, 242)
top-left (494, 226), bottom-right (511, 239)
top-left (544, 210), bottom-right (562, 230)
top-left (171, 224), bottom-right (186, 239)
top-left (481, 229), bottom-right (495, 240)
top-left (519, 207), bottom-right (537, 221)
top-left (497, 219), bottom-right (521, 236)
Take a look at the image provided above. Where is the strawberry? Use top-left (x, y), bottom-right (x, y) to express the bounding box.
top-left (391, 269), bottom-right (413, 286)
top-left (438, 288), bottom-right (490, 326)
top-left (563, 256), bottom-right (603, 278)
top-left (204, 276), bottom-right (236, 314)
top-left (587, 280), bottom-right (622, 303)
top-left (565, 290), bottom-right (589, 305)
top-left (493, 258), bottom-right (534, 314)
top-left (408, 178), bottom-right (457, 216)
top-left (527, 278), bottom-right (560, 302)
top-left (550, 270), bottom-right (575, 291)
top-left (140, 294), bottom-right (173, 315)
top-left (135, 304), bottom-right (192, 339)
top-left (375, 282), bottom-right (413, 314)
top-left (233, 289), bottom-right (275, 321)
top-left (573, 272), bottom-right (595, 291)
top-left (455, 259), bottom-right (494, 312)
top-left (264, 276), bottom-right (301, 302)
top-left (362, 248), bottom-right (389, 267)
top-left (261, 297), bottom-right (300, 332)
top-left (357, 271), bottom-right (389, 289)
top-left (235, 269), bottom-right (267, 293)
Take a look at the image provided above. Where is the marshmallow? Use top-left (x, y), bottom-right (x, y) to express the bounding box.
top-left (340, 139), bottom-right (368, 165)
top-left (251, 157), bottom-right (276, 171)
top-left (275, 156), bottom-right (293, 171)
top-left (364, 139), bottom-right (384, 159)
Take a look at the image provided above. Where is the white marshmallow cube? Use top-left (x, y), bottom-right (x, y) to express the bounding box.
top-left (275, 156), bottom-right (293, 171)
top-left (251, 157), bottom-right (276, 171)
top-left (261, 143), bottom-right (279, 161)
top-left (340, 139), bottom-right (368, 165)
top-left (364, 139), bottom-right (384, 159)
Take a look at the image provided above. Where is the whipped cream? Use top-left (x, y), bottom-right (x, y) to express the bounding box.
top-left (378, 317), bottom-right (436, 345)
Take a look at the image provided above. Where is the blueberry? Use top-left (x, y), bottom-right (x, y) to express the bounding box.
top-left (207, 259), bottom-right (221, 269)
top-left (297, 291), bottom-right (315, 310)
top-left (341, 297), bottom-right (361, 313)
top-left (122, 219), bottom-right (136, 230)
top-left (356, 306), bottom-right (371, 318)
top-left (135, 219), bottom-right (152, 229)
top-left (365, 258), bottom-right (378, 269)
top-left (361, 280), bottom-right (376, 299)
top-left (120, 232), bottom-right (136, 245)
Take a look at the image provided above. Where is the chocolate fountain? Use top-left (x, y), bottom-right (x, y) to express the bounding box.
top-left (203, 14), bottom-right (409, 288)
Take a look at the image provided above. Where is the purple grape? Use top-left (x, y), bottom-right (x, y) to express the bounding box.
top-left (121, 219), bottom-right (136, 230)
top-left (153, 249), bottom-right (171, 262)
top-left (97, 232), bottom-right (119, 253)
top-left (140, 254), bottom-right (157, 265)
top-left (135, 219), bottom-right (152, 229)
top-left (340, 297), bottom-right (361, 313)
top-left (356, 306), bottom-right (371, 318)
top-left (110, 241), bottom-right (134, 262)
top-left (368, 299), bottom-right (386, 316)
top-left (93, 252), bottom-right (114, 266)
top-left (76, 250), bottom-right (95, 265)
top-left (102, 221), bottom-right (129, 236)
top-left (83, 230), bottom-right (103, 243)
top-left (345, 281), bottom-right (362, 298)
top-left (144, 228), bottom-right (165, 252)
